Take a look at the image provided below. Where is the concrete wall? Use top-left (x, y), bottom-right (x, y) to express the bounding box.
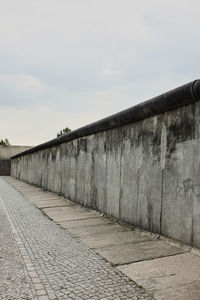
top-left (11, 80), bottom-right (200, 248)
top-left (0, 160), bottom-right (11, 175)
top-left (0, 146), bottom-right (32, 175)
top-left (0, 145), bottom-right (32, 160)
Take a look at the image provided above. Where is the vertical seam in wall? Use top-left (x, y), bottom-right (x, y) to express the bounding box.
top-left (160, 168), bottom-right (164, 234)
top-left (191, 103), bottom-right (197, 246)
top-left (160, 114), bottom-right (166, 235)
top-left (118, 134), bottom-right (123, 219)
top-left (191, 197), bottom-right (194, 246)
top-left (136, 126), bottom-right (142, 227)
top-left (91, 144), bottom-right (95, 208)
top-left (60, 148), bottom-right (63, 196)
top-left (105, 132), bottom-right (108, 213)
top-left (75, 141), bottom-right (78, 203)
top-left (136, 169), bottom-right (140, 226)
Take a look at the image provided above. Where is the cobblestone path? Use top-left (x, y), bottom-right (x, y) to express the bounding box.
top-left (0, 177), bottom-right (152, 300)
top-left (0, 194), bottom-right (34, 299)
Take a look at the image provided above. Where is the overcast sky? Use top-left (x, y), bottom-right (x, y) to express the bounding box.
top-left (0, 0), bottom-right (199, 145)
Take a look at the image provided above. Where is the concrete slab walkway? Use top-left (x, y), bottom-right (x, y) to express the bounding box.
top-left (2, 176), bottom-right (200, 299)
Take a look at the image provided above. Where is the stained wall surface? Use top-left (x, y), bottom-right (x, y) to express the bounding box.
top-left (11, 81), bottom-right (200, 248)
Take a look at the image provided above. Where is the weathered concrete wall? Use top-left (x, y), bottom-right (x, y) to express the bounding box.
top-left (0, 146), bottom-right (32, 175)
top-left (11, 80), bottom-right (200, 248)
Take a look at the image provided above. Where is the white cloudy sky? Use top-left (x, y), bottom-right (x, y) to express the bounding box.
top-left (0, 0), bottom-right (200, 145)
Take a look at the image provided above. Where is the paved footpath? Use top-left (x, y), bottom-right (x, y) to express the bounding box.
top-left (0, 177), bottom-right (152, 300)
top-left (0, 193), bottom-right (34, 299)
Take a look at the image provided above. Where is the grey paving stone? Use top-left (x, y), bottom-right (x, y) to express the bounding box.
top-left (79, 230), bottom-right (154, 249)
top-left (118, 253), bottom-right (200, 300)
top-left (96, 240), bottom-right (186, 265)
top-left (68, 223), bottom-right (130, 237)
top-left (59, 216), bottom-right (113, 229)
top-left (42, 206), bottom-right (98, 222)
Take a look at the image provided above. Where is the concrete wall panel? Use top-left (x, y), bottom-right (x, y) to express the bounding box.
top-left (161, 106), bottom-right (195, 244)
top-left (192, 101), bottom-right (200, 248)
top-left (136, 116), bottom-right (163, 233)
top-left (105, 128), bottom-right (122, 218)
top-left (93, 132), bottom-right (107, 212)
top-left (119, 125), bottom-right (139, 225)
